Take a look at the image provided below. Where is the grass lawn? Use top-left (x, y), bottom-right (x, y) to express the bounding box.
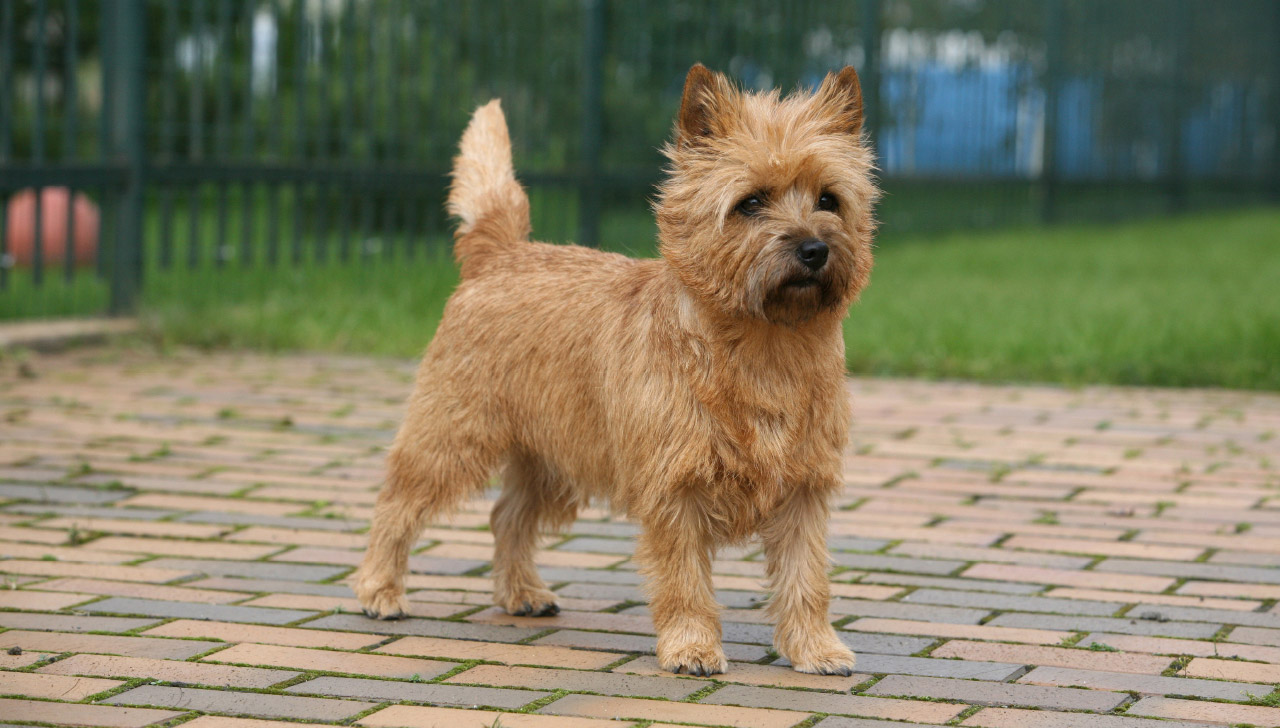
top-left (125, 204), bottom-right (1280, 391)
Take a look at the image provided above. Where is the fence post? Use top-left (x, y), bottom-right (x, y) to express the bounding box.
top-left (860, 0), bottom-right (880, 148)
top-left (1041, 0), bottom-right (1064, 223)
top-left (104, 0), bottom-right (146, 315)
top-left (1272, 1), bottom-right (1280, 202)
top-left (578, 0), bottom-right (605, 248)
top-left (1166, 0), bottom-right (1189, 212)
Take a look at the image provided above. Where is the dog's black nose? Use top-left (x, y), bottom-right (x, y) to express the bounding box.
top-left (796, 239), bottom-right (828, 271)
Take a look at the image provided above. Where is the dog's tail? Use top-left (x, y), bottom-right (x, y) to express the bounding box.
top-left (447, 100), bottom-right (530, 278)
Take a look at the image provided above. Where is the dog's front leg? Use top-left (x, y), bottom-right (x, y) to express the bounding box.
top-left (637, 508), bottom-right (725, 676)
top-left (762, 486), bottom-right (856, 675)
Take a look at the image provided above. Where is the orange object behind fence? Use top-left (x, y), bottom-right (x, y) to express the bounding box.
top-left (4, 187), bottom-right (101, 268)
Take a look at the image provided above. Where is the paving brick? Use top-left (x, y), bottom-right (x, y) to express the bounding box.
top-left (359, 704), bottom-right (635, 728)
top-left (179, 717), bottom-right (342, 728)
top-left (1000, 535), bottom-right (1204, 561)
top-left (119, 493), bottom-right (303, 515)
top-left (828, 598), bottom-right (989, 624)
top-left (179, 511), bottom-right (366, 531)
top-left (0, 612), bottom-right (159, 633)
top-left (1095, 558), bottom-right (1280, 585)
top-left (0, 483), bottom-right (132, 504)
top-left (32, 576), bottom-right (251, 604)
top-left (858, 572), bottom-right (1044, 595)
top-left (539, 693), bottom-right (808, 728)
top-left (208, 642), bottom-right (457, 679)
top-left (0, 671), bottom-right (123, 699)
top-left (987, 613), bottom-right (1221, 639)
top-left (38, 653), bottom-right (298, 688)
top-left (0, 558), bottom-right (193, 582)
top-left (0, 697), bottom-right (182, 728)
top-left (844, 617), bottom-right (1071, 645)
top-left (1183, 656), bottom-right (1280, 682)
top-left (793, 652), bottom-right (1023, 681)
top-left (449, 663), bottom-right (701, 700)
top-left (4, 504), bottom-right (177, 520)
top-left (703, 684), bottom-right (965, 723)
top-left (961, 563), bottom-right (1175, 592)
top-left (866, 674), bottom-right (1127, 712)
top-left (1082, 632), bottom-right (1280, 663)
top-left (931, 640), bottom-right (1173, 674)
top-left (814, 719), bottom-right (952, 728)
top-left (287, 675), bottom-right (545, 709)
top-left (302, 612), bottom-right (541, 643)
top-left (0, 650), bottom-right (54, 669)
top-left (529, 627), bottom-right (767, 662)
top-left (237, 593), bottom-right (462, 617)
top-left (81, 597), bottom-right (317, 625)
top-left (0, 589), bottom-right (95, 610)
top-left (1128, 696), bottom-right (1280, 725)
top-left (141, 557), bottom-right (347, 582)
top-left (831, 552), bottom-right (966, 576)
top-left (1045, 587), bottom-right (1262, 612)
top-left (904, 588), bottom-right (1120, 617)
top-left (35, 516), bottom-right (231, 539)
top-left (617, 655), bottom-right (865, 690)
top-left (833, 632), bottom-right (937, 656)
top-left (142, 619), bottom-right (383, 649)
top-left (376, 636), bottom-right (620, 669)
top-left (962, 707), bottom-right (1209, 728)
top-left (0, 629), bottom-right (221, 659)
top-left (184, 576), bottom-right (355, 597)
top-left (82, 536), bottom-right (281, 560)
top-left (103, 684), bottom-right (375, 720)
top-left (1018, 665), bottom-right (1262, 700)
top-left (1125, 602), bottom-right (1280, 629)
top-left (892, 542), bottom-right (1093, 569)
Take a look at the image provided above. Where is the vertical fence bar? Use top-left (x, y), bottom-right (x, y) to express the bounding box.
top-left (578, 0), bottom-right (605, 247)
top-left (860, 0), bottom-right (880, 148)
top-left (33, 0), bottom-right (47, 289)
top-left (63, 0), bottom-right (79, 283)
top-left (1, 0), bottom-right (14, 291)
top-left (215, 0), bottom-right (231, 268)
top-left (188, 0), bottom-right (206, 271)
top-left (266, 0), bottom-right (282, 267)
top-left (292, 0), bottom-right (305, 264)
top-left (1041, 0), bottom-right (1064, 223)
top-left (160, 0), bottom-right (177, 271)
top-left (1166, 0), bottom-right (1189, 212)
top-left (241, 0), bottom-right (255, 268)
top-left (1274, 1), bottom-right (1280, 201)
top-left (339, 0), bottom-right (354, 261)
top-left (106, 0), bottom-right (146, 315)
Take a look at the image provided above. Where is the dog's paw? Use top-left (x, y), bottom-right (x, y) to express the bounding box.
top-left (497, 588), bottom-right (560, 618)
top-left (354, 578), bottom-right (409, 621)
top-left (657, 642), bottom-right (728, 677)
top-left (790, 642), bottom-right (857, 676)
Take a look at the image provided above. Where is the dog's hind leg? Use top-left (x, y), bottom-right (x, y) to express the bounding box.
top-left (490, 453), bottom-right (577, 617)
top-left (354, 400), bottom-right (505, 620)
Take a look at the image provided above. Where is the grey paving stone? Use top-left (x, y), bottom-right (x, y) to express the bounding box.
top-left (287, 676), bottom-right (546, 709)
top-left (185, 577), bottom-right (355, 597)
top-left (904, 588), bottom-right (1119, 616)
top-left (1225, 626), bottom-right (1280, 647)
top-left (835, 632), bottom-right (936, 656)
top-left (1211, 550), bottom-right (1280, 566)
top-left (555, 537), bottom-right (636, 555)
top-left (829, 537), bottom-right (892, 552)
top-left (892, 542), bottom-right (1093, 569)
top-left (302, 613), bottom-right (540, 643)
top-left (538, 567), bottom-right (643, 585)
top-left (532, 628), bottom-right (769, 661)
top-left (101, 685), bottom-right (373, 720)
top-left (854, 654), bottom-right (1023, 680)
top-left (144, 558), bottom-right (347, 582)
top-left (816, 719), bottom-right (949, 728)
top-left (723, 621), bottom-right (775, 644)
top-left (3, 504), bottom-right (176, 520)
top-left (830, 598), bottom-right (989, 624)
top-left (179, 511), bottom-right (365, 531)
top-left (0, 612), bottom-right (159, 634)
top-left (1127, 603), bottom-right (1280, 629)
top-left (0, 483), bottom-right (132, 504)
top-left (80, 597), bottom-right (316, 625)
top-left (0, 630), bottom-right (220, 660)
top-left (406, 556), bottom-right (490, 576)
top-left (1095, 558), bottom-right (1280, 585)
top-left (555, 582), bottom-right (641, 602)
top-left (831, 553), bottom-right (966, 576)
top-left (988, 613), bottom-right (1221, 639)
top-left (1019, 665), bottom-right (1263, 701)
top-left (702, 684), bottom-right (963, 720)
top-left (447, 665), bottom-right (701, 700)
top-left (856, 572), bottom-right (1043, 595)
top-left (73, 473), bottom-right (244, 496)
top-left (866, 674), bottom-right (1127, 712)
top-left (567, 521), bottom-right (640, 538)
top-left (962, 708), bottom-right (1208, 728)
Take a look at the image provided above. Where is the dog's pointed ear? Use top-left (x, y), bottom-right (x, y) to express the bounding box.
top-left (819, 66), bottom-right (864, 137)
top-left (677, 63), bottom-right (728, 145)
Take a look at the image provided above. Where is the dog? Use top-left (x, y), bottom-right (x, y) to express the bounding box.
top-left (354, 63), bottom-right (877, 676)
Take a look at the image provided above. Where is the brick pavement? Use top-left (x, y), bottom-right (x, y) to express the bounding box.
top-left (1, 346), bottom-right (1279, 727)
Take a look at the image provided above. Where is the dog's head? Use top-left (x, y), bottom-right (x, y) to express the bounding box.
top-left (656, 64), bottom-right (878, 327)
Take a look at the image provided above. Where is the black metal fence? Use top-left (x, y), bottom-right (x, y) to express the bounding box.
top-left (1, 0), bottom-right (1277, 320)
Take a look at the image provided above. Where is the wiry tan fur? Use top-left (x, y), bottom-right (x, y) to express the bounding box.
top-left (354, 65), bottom-right (879, 676)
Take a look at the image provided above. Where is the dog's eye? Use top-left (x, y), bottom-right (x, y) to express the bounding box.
top-left (735, 195), bottom-right (765, 217)
top-left (817, 193), bottom-right (839, 212)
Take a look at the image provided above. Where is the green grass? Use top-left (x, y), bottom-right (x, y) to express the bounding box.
top-left (13, 203), bottom-right (1280, 391)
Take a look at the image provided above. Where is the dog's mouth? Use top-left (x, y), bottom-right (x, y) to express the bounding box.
top-left (780, 276), bottom-right (820, 290)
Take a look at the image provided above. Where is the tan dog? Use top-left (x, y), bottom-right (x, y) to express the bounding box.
top-left (354, 63), bottom-right (878, 676)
